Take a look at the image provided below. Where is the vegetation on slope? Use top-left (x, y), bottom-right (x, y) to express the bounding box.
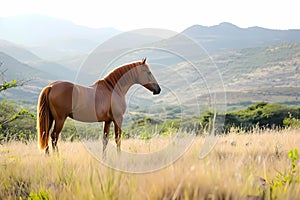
top-left (1, 100), bottom-right (300, 143)
top-left (201, 102), bottom-right (300, 133)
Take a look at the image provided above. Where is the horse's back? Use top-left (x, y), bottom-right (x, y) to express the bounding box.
top-left (48, 81), bottom-right (74, 100)
top-left (47, 81), bottom-right (74, 119)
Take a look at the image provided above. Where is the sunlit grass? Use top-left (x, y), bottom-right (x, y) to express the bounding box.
top-left (1, 129), bottom-right (300, 199)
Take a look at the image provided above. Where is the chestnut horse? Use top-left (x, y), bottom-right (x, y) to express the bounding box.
top-left (37, 58), bottom-right (161, 155)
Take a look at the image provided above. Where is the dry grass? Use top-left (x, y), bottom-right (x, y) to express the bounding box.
top-left (1, 129), bottom-right (300, 200)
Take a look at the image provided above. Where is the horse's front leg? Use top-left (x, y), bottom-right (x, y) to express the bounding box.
top-left (103, 120), bottom-right (112, 159)
top-left (50, 131), bottom-right (56, 152)
top-left (113, 118), bottom-right (123, 154)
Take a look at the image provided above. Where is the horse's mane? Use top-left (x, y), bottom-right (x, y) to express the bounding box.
top-left (103, 61), bottom-right (142, 88)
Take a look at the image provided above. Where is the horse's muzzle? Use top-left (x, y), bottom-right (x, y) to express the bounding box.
top-left (153, 85), bottom-right (161, 95)
top-left (143, 83), bottom-right (161, 95)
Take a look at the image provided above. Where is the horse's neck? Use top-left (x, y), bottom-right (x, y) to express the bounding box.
top-left (110, 76), bottom-right (136, 96)
top-left (104, 65), bottom-right (137, 96)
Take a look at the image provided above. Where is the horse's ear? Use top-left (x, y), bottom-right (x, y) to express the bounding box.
top-left (142, 57), bottom-right (147, 64)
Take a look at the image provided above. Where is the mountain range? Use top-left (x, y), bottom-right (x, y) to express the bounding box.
top-left (183, 22), bottom-right (300, 53)
top-left (0, 15), bottom-right (299, 109)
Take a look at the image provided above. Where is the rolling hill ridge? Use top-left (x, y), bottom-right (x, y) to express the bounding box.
top-left (0, 15), bottom-right (299, 109)
top-left (183, 22), bottom-right (300, 53)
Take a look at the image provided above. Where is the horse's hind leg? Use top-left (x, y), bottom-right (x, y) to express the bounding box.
top-left (51, 118), bottom-right (66, 153)
top-left (45, 116), bottom-right (54, 155)
top-left (102, 120), bottom-right (112, 159)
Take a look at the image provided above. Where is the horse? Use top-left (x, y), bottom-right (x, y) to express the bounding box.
top-left (36, 58), bottom-right (161, 156)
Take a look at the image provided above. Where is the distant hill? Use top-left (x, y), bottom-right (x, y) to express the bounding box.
top-left (0, 52), bottom-right (49, 102)
top-left (1, 18), bottom-right (300, 108)
top-left (182, 22), bottom-right (300, 53)
top-left (2, 16), bottom-right (300, 71)
top-left (0, 39), bottom-right (76, 80)
top-left (0, 14), bottom-right (120, 46)
top-left (189, 41), bottom-right (300, 107)
top-left (0, 50), bottom-right (76, 102)
top-left (0, 40), bottom-right (40, 62)
top-left (0, 14), bottom-right (121, 60)
top-left (213, 42), bottom-right (300, 89)
top-left (0, 52), bottom-right (47, 80)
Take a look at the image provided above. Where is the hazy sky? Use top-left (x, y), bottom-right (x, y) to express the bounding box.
top-left (1, 0), bottom-right (299, 31)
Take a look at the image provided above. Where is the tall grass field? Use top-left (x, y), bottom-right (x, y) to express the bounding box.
top-left (1, 129), bottom-right (300, 199)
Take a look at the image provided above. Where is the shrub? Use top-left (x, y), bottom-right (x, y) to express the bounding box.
top-left (283, 113), bottom-right (300, 128)
top-left (224, 102), bottom-right (300, 132)
top-left (0, 100), bottom-right (36, 143)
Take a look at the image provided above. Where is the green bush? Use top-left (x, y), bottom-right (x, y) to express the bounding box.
top-left (0, 100), bottom-right (36, 143)
top-left (283, 113), bottom-right (300, 128)
top-left (224, 102), bottom-right (300, 132)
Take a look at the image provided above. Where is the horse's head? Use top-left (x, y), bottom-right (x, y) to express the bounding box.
top-left (136, 58), bottom-right (161, 95)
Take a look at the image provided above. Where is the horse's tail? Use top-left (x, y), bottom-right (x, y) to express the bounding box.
top-left (37, 86), bottom-right (53, 150)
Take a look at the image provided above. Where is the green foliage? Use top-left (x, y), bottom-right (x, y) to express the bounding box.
top-left (59, 119), bottom-right (79, 141)
top-left (1, 101), bottom-right (300, 143)
top-left (27, 189), bottom-right (49, 200)
top-left (123, 118), bottom-right (161, 139)
top-left (0, 63), bottom-right (26, 92)
top-left (269, 149), bottom-right (300, 199)
top-left (198, 102), bottom-right (300, 133)
top-left (0, 100), bottom-right (36, 143)
top-left (283, 113), bottom-right (300, 128)
top-left (0, 79), bottom-right (20, 92)
top-left (160, 120), bottom-right (179, 136)
top-left (0, 63), bottom-right (35, 142)
top-left (200, 110), bottom-right (213, 127)
top-left (62, 120), bottom-right (103, 141)
top-left (123, 115), bottom-right (203, 139)
top-left (224, 102), bottom-right (300, 132)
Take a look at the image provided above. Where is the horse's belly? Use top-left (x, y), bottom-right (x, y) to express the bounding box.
top-left (71, 105), bottom-right (98, 122)
top-left (71, 86), bottom-right (99, 122)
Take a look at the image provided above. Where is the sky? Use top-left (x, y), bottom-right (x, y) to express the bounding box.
top-left (1, 0), bottom-right (300, 31)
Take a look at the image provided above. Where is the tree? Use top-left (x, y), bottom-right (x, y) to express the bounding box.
top-left (0, 62), bottom-right (35, 142)
top-left (0, 62), bottom-right (26, 92)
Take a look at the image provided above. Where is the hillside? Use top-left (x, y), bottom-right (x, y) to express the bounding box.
top-left (0, 40), bottom-right (76, 80)
top-left (120, 41), bottom-right (300, 118)
top-left (1, 17), bottom-right (300, 110)
top-left (0, 51), bottom-right (76, 102)
top-left (0, 52), bottom-right (49, 102)
top-left (192, 42), bottom-right (300, 108)
top-left (1, 41), bottom-right (299, 109)
top-left (183, 22), bottom-right (300, 53)
top-left (0, 40), bottom-right (40, 62)
top-left (0, 52), bottom-right (48, 81)
top-left (215, 42), bottom-right (300, 89)
top-left (3, 15), bottom-right (300, 61)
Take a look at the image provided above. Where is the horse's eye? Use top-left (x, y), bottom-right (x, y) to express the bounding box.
top-left (146, 71), bottom-right (152, 81)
